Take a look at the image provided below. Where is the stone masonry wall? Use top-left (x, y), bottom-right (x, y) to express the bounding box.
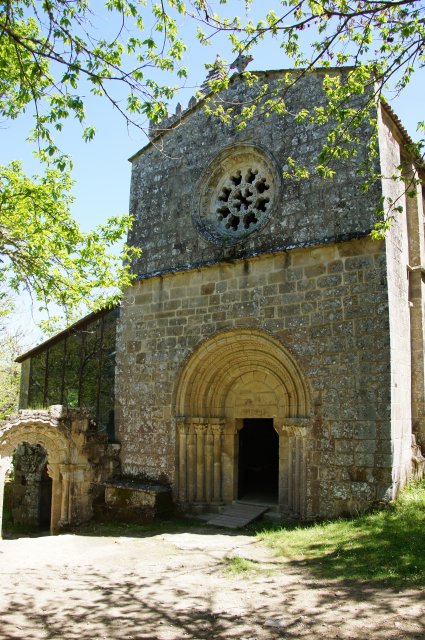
top-left (116, 236), bottom-right (392, 518)
top-left (10, 443), bottom-right (48, 527)
top-left (128, 70), bottom-right (380, 277)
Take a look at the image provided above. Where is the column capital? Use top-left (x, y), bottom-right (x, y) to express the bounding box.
top-left (211, 424), bottom-right (224, 435)
top-left (194, 424), bottom-right (207, 435)
top-left (59, 463), bottom-right (74, 479)
top-left (47, 461), bottom-right (61, 480)
top-left (177, 422), bottom-right (190, 435)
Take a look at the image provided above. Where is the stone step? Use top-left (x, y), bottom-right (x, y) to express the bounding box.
top-left (206, 502), bottom-right (269, 529)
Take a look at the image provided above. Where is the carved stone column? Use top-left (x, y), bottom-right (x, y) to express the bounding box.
top-left (205, 427), bottom-right (214, 503)
top-left (300, 435), bottom-right (307, 518)
top-left (177, 422), bottom-right (189, 504)
top-left (277, 424), bottom-right (308, 517)
top-left (278, 430), bottom-right (289, 512)
top-left (47, 462), bottom-right (62, 534)
top-left (195, 424), bottom-right (207, 502)
top-left (288, 433), bottom-right (294, 512)
top-left (294, 435), bottom-right (302, 515)
top-left (211, 424), bottom-right (224, 502)
top-left (59, 464), bottom-right (71, 526)
top-left (187, 426), bottom-right (196, 504)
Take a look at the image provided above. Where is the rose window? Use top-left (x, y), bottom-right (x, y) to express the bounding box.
top-left (193, 144), bottom-right (280, 246)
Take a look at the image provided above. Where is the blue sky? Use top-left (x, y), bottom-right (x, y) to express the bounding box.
top-left (2, 2), bottom-right (425, 343)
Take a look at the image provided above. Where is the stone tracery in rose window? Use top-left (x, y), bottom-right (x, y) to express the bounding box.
top-left (216, 168), bottom-right (271, 233)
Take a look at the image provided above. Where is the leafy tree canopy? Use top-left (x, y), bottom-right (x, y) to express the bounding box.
top-left (1, 0), bottom-right (424, 327)
top-left (0, 161), bottom-right (138, 329)
top-left (0, 295), bottom-right (25, 419)
top-left (2, 1), bottom-right (424, 152)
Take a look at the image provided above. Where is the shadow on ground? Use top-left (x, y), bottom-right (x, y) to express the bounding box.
top-left (1, 525), bottom-right (424, 640)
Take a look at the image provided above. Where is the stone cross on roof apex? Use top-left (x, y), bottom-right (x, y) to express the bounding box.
top-left (229, 54), bottom-right (254, 73)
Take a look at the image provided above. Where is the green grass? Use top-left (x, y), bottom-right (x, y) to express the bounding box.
top-left (223, 555), bottom-right (275, 576)
top-left (257, 480), bottom-right (425, 587)
top-left (224, 556), bottom-right (259, 575)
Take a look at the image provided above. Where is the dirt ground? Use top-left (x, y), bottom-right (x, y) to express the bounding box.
top-left (0, 527), bottom-right (424, 640)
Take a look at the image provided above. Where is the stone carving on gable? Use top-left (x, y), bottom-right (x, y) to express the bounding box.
top-left (193, 143), bottom-right (281, 245)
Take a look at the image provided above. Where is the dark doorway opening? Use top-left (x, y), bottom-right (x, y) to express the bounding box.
top-left (238, 418), bottom-right (279, 503)
top-left (39, 464), bottom-right (52, 529)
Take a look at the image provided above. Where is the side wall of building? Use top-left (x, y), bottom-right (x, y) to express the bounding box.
top-left (378, 106), bottom-right (423, 496)
top-left (116, 237), bottom-right (392, 517)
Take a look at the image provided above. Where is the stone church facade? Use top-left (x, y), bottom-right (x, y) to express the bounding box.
top-left (1, 68), bottom-right (424, 534)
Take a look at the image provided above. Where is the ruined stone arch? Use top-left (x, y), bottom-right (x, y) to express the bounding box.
top-left (0, 413), bottom-right (73, 536)
top-left (0, 408), bottom-right (116, 536)
top-left (0, 420), bottom-right (69, 465)
top-left (174, 329), bottom-right (312, 517)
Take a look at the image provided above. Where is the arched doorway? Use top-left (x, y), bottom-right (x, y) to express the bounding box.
top-left (175, 329), bottom-right (312, 517)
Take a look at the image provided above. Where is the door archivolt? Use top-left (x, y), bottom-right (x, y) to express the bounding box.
top-left (175, 329), bottom-right (310, 418)
top-left (174, 329), bottom-right (312, 516)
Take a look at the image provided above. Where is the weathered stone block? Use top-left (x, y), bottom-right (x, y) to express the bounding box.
top-left (101, 479), bottom-right (173, 522)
